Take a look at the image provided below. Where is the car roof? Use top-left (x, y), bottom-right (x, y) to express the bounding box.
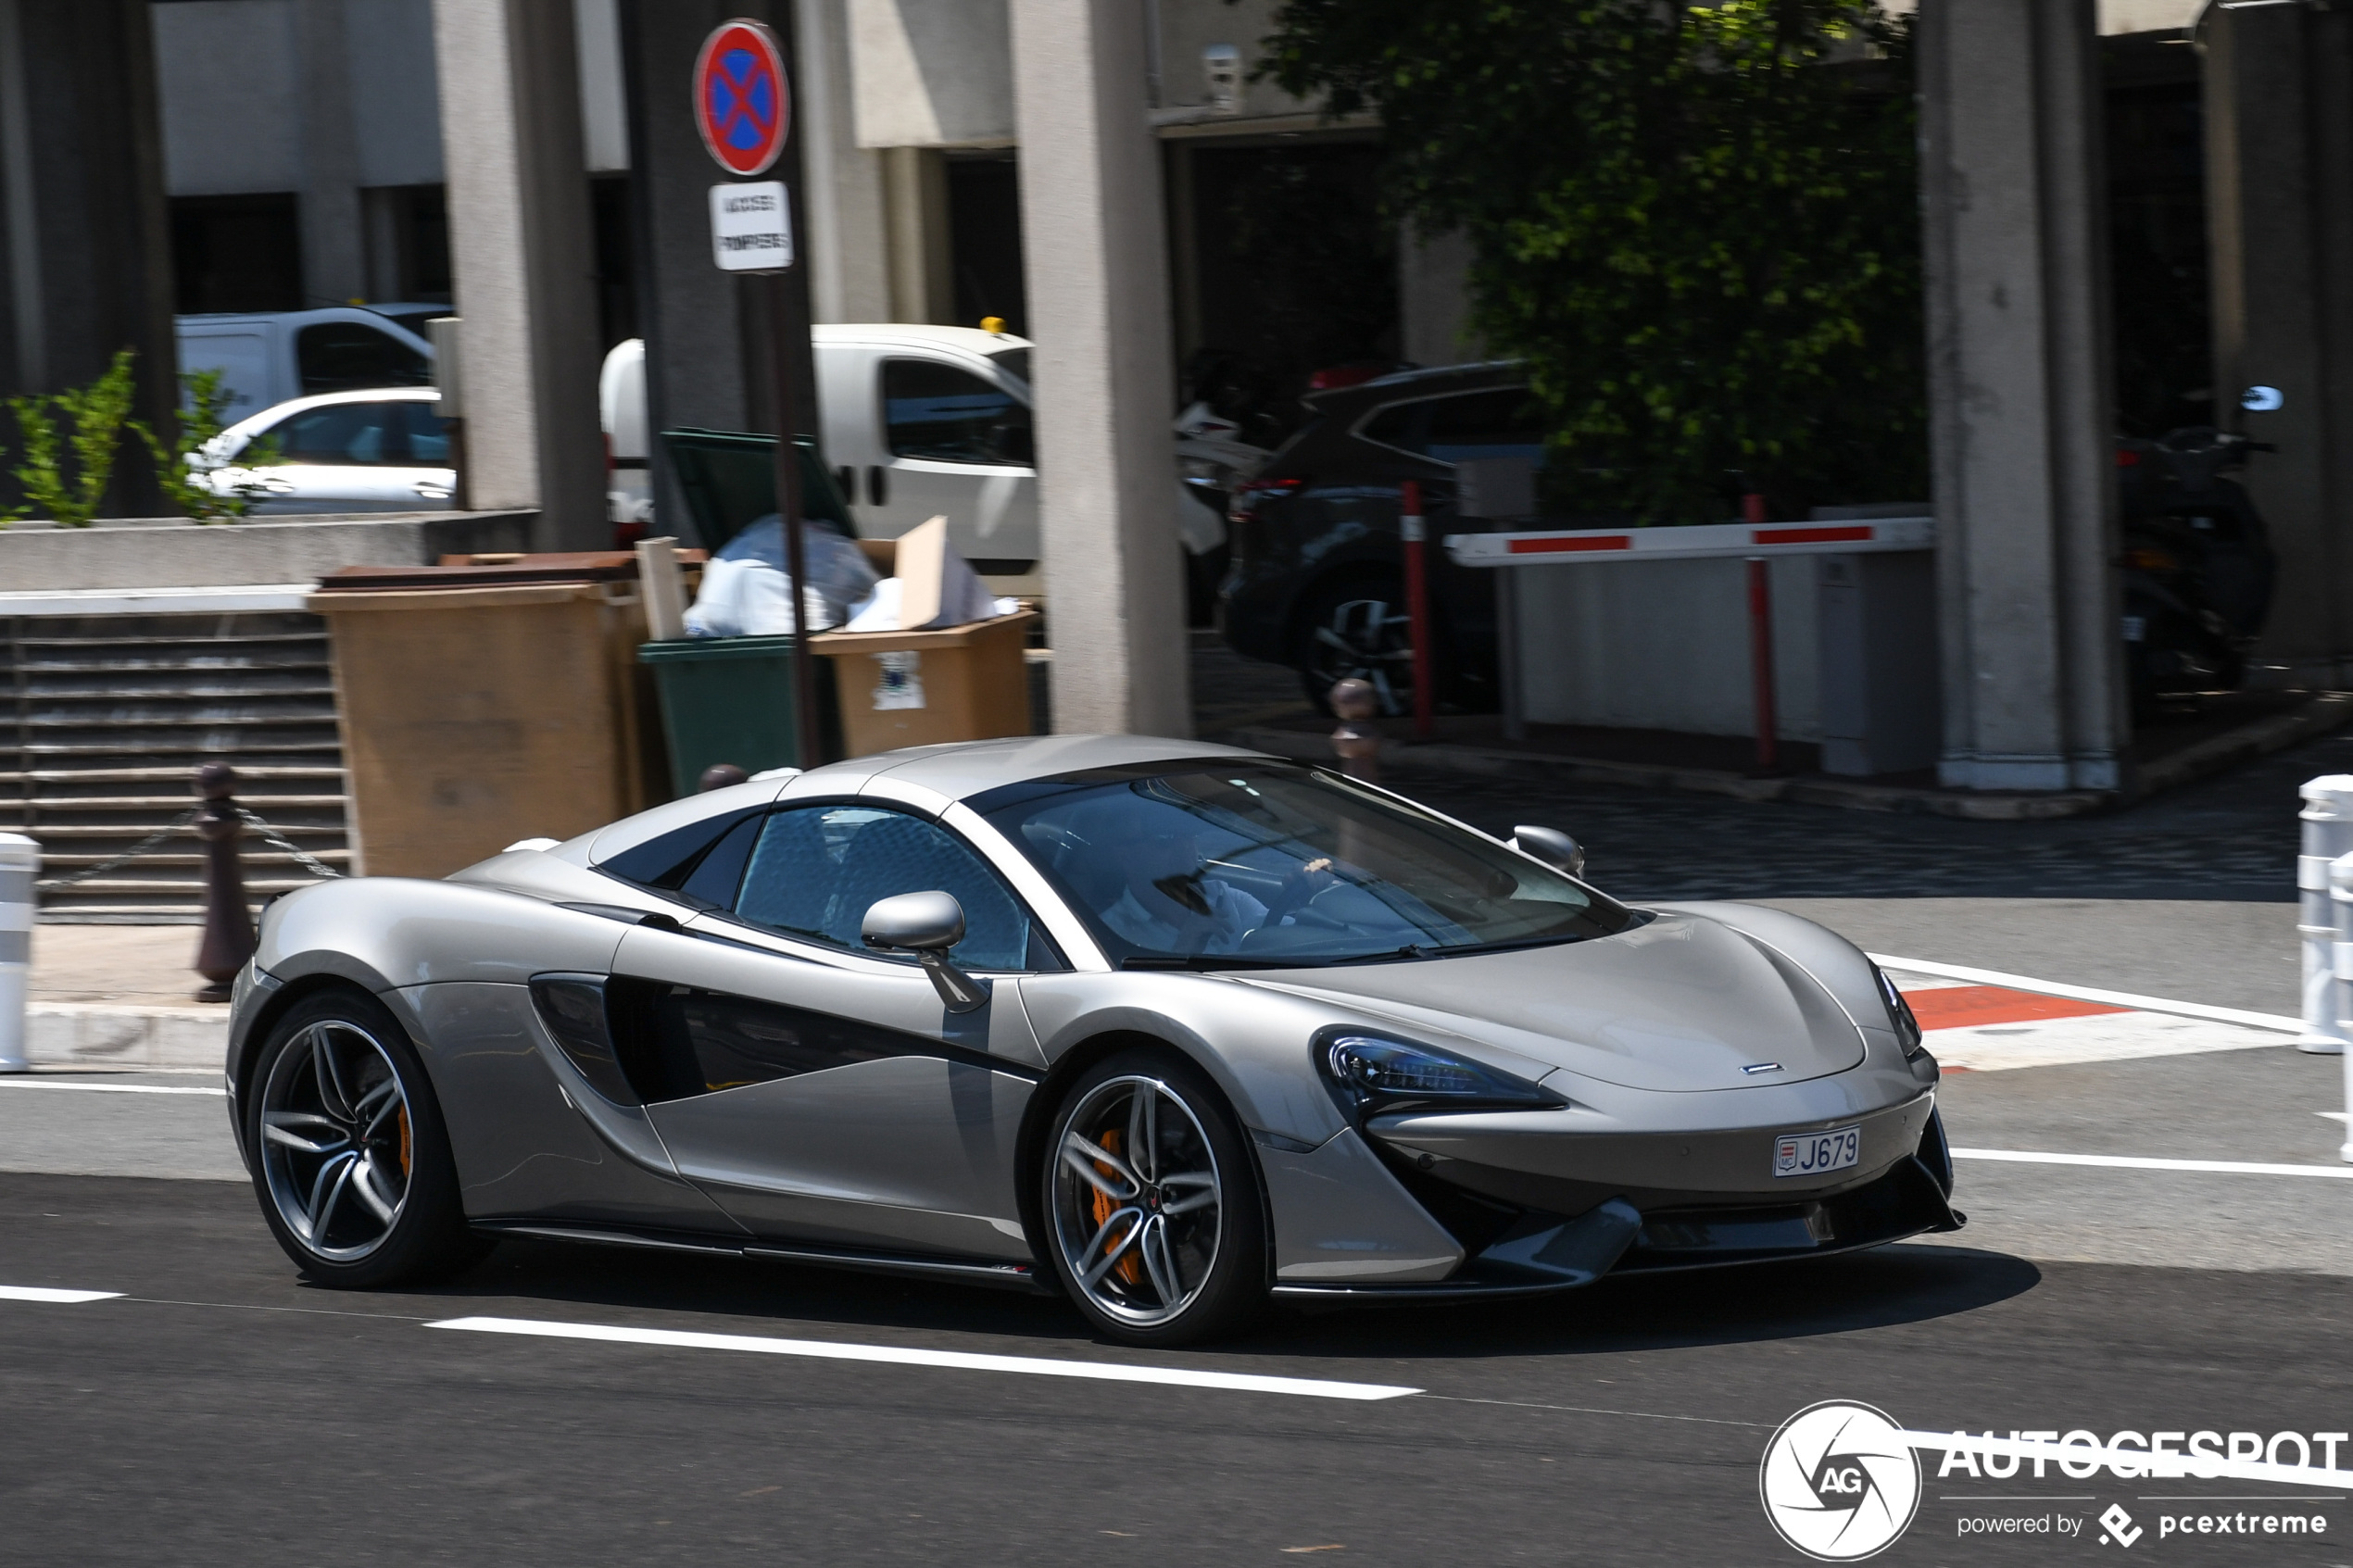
top-left (1300, 358), bottom-right (1524, 413)
top-left (220, 386), bottom-right (438, 441)
top-left (812, 323), bottom-right (1033, 358)
top-left (815, 733), bottom-right (1269, 802)
top-left (574, 734), bottom-right (1276, 868)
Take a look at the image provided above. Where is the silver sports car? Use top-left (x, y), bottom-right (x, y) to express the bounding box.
top-left (225, 734), bottom-right (1959, 1346)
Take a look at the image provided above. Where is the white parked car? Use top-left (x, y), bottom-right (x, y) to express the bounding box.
top-left (176, 307), bottom-right (440, 420)
top-left (196, 387), bottom-right (454, 515)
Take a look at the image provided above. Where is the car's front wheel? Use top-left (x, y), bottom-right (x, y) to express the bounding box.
top-left (243, 987), bottom-right (486, 1288)
top-left (1041, 1048), bottom-right (1266, 1347)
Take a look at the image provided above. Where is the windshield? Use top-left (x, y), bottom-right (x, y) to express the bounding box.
top-left (980, 764), bottom-right (1636, 966)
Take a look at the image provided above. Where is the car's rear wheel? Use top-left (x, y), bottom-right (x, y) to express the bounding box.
top-left (244, 988), bottom-right (486, 1288)
top-left (1042, 1049), bottom-right (1265, 1347)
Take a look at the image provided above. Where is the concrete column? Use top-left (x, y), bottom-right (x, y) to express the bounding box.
top-left (2205, 4), bottom-right (2353, 685)
top-left (795, 0), bottom-right (891, 324)
top-left (1400, 226), bottom-right (1476, 369)
top-left (0, 0), bottom-right (176, 518)
top-left (296, 0), bottom-right (366, 307)
top-left (1009, 0), bottom-right (1189, 736)
top-left (1918, 0), bottom-right (2125, 792)
top-left (882, 145), bottom-right (953, 323)
top-left (432, 0), bottom-right (607, 545)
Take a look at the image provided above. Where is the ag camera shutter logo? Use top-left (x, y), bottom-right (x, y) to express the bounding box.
top-left (1760, 1400), bottom-right (1923, 1561)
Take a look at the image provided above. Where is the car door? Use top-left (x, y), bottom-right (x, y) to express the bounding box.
top-left (608, 801), bottom-right (1056, 1260)
top-left (233, 399), bottom-right (425, 514)
top-left (871, 354), bottom-right (1039, 572)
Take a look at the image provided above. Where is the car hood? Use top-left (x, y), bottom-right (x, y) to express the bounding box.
top-left (1234, 910), bottom-right (1868, 1092)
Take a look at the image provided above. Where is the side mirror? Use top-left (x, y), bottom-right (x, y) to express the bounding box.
top-left (1512, 825), bottom-right (1586, 878)
top-left (862, 891), bottom-right (988, 1013)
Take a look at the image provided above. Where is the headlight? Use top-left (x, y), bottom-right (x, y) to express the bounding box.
top-left (1873, 964), bottom-right (1927, 1061)
top-left (1319, 1032), bottom-right (1564, 1115)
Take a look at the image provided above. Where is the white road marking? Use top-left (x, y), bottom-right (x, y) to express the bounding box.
top-left (0, 1080), bottom-right (225, 1096)
top-left (1953, 1147), bottom-right (2353, 1179)
top-left (0, 1286), bottom-right (123, 1303)
top-left (426, 1315), bottom-right (1423, 1400)
top-left (1869, 954), bottom-right (2300, 1034)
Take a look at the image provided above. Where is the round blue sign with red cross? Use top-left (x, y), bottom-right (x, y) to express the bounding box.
top-left (693, 19), bottom-right (790, 177)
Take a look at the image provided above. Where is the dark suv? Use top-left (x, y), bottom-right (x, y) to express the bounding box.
top-left (1217, 361), bottom-right (1543, 712)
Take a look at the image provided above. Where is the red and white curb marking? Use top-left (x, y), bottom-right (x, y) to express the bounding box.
top-left (1872, 954), bottom-right (2299, 1073)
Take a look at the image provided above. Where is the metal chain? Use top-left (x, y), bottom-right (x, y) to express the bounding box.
top-left (233, 807), bottom-right (346, 879)
top-left (34, 806), bottom-right (204, 888)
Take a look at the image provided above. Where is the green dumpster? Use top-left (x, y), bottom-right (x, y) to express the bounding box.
top-left (636, 635), bottom-right (842, 797)
top-left (637, 430), bottom-right (858, 796)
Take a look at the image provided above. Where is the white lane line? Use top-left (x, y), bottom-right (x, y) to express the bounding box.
top-left (0, 1080), bottom-right (225, 1097)
top-left (1953, 1147), bottom-right (2353, 1179)
top-left (1868, 954), bottom-right (2300, 1035)
top-left (426, 1315), bottom-right (1422, 1401)
top-left (0, 1286), bottom-right (123, 1303)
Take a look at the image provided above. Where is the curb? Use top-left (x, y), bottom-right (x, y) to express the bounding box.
top-left (1222, 691), bottom-right (2353, 821)
top-left (26, 1004), bottom-right (229, 1071)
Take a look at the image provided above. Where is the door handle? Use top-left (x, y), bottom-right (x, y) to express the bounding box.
top-left (866, 465), bottom-right (887, 508)
top-left (414, 483), bottom-right (453, 499)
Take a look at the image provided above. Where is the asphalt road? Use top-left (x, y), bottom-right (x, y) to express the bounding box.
top-left (4, 1032), bottom-right (2350, 1566)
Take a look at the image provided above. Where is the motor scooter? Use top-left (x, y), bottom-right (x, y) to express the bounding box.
top-left (2116, 426), bottom-right (2278, 708)
top-left (1175, 399), bottom-right (1269, 625)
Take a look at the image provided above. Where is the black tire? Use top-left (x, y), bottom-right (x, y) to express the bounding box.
top-left (1290, 576), bottom-right (1417, 716)
top-left (240, 986), bottom-right (488, 1288)
top-left (1040, 1047), bottom-right (1267, 1347)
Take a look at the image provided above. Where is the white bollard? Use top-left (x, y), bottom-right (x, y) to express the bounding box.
top-left (2296, 777), bottom-right (2353, 1053)
top-left (2332, 852), bottom-right (2353, 1162)
top-left (0, 833), bottom-right (34, 1073)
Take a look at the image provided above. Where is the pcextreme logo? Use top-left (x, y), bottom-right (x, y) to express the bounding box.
top-left (1759, 1400), bottom-right (1924, 1561)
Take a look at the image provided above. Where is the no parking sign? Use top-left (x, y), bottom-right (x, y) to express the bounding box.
top-left (694, 19), bottom-right (790, 176)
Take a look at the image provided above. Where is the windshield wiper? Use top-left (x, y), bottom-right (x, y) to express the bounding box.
top-left (1118, 954), bottom-right (1318, 971)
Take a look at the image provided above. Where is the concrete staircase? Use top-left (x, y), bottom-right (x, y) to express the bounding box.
top-left (1, 610), bottom-right (351, 921)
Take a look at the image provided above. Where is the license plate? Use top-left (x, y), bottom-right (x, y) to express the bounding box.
top-left (1775, 1124), bottom-right (1860, 1179)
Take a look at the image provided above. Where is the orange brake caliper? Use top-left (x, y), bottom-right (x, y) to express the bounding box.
top-left (1089, 1130), bottom-right (1143, 1286)
top-left (396, 1104), bottom-right (412, 1179)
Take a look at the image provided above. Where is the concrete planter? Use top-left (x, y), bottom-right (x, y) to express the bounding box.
top-left (0, 510), bottom-right (538, 591)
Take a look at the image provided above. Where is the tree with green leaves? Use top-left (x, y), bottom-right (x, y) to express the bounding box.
top-left (133, 366), bottom-right (275, 522)
top-left (1253, 0), bottom-right (1925, 522)
top-left (6, 349), bottom-right (139, 527)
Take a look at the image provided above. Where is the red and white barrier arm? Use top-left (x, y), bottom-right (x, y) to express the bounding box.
top-left (1443, 515), bottom-right (1934, 567)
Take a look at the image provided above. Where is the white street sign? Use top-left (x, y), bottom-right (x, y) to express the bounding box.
top-left (710, 182), bottom-right (793, 272)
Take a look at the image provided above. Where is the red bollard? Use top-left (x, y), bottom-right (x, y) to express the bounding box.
top-left (1746, 557), bottom-right (1780, 775)
top-left (1401, 479), bottom-right (1434, 740)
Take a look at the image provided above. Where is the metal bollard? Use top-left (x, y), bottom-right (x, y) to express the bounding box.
top-left (194, 763), bottom-right (258, 1004)
top-left (2297, 777), bottom-right (2353, 1054)
top-left (0, 833), bottom-right (34, 1072)
top-left (2331, 851), bottom-right (2353, 1162)
top-left (1329, 678), bottom-right (1382, 784)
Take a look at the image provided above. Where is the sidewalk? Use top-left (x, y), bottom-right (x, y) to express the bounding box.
top-left (21, 926), bottom-right (227, 1071)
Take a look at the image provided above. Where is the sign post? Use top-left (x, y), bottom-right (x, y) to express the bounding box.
top-left (694, 17), bottom-right (820, 767)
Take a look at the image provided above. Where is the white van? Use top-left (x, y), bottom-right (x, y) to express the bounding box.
top-left (175, 306), bottom-right (440, 419)
top-left (602, 324), bottom-right (1040, 591)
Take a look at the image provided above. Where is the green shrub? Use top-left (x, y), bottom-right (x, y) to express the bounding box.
top-left (5, 349), bottom-right (138, 527)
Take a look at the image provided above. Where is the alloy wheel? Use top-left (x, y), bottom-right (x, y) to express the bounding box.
top-left (1050, 1075), bottom-right (1224, 1329)
top-left (258, 1019), bottom-right (413, 1262)
top-left (1306, 596), bottom-right (1413, 714)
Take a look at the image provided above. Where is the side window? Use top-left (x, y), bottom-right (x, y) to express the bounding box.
top-left (1361, 388), bottom-right (1545, 465)
top-left (734, 804), bottom-right (1036, 971)
top-left (882, 358), bottom-right (1033, 467)
top-left (398, 400), bottom-right (452, 464)
top-left (296, 322), bottom-right (431, 395)
top-left (264, 402), bottom-right (406, 466)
